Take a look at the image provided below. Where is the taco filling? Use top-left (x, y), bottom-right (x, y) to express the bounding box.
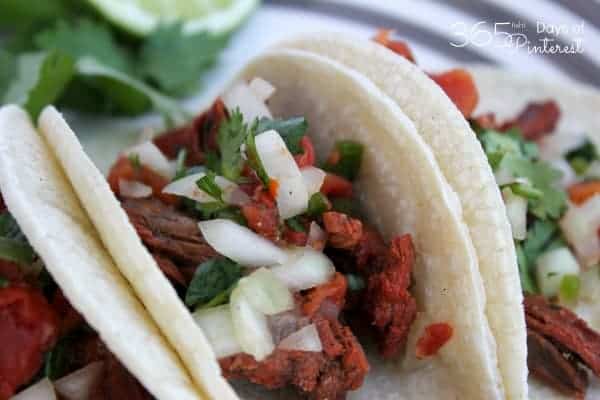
top-left (104, 78), bottom-right (444, 398)
top-left (0, 195), bottom-right (152, 399)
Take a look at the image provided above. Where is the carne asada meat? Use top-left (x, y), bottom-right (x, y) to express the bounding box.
top-left (525, 295), bottom-right (600, 398)
top-left (123, 198), bottom-right (218, 267)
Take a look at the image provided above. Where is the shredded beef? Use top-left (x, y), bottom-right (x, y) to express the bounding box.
top-left (525, 295), bottom-right (600, 398)
top-left (122, 198), bottom-right (218, 267)
top-left (527, 329), bottom-right (587, 399)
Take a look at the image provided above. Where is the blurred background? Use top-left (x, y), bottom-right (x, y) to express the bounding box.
top-left (1, 0), bottom-right (599, 169)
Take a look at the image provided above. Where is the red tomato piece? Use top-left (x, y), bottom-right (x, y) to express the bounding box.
top-left (415, 322), bottom-right (454, 359)
top-left (430, 69), bottom-right (479, 118)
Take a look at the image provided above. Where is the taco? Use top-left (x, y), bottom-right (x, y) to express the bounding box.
top-left (39, 49), bottom-right (505, 399)
top-left (284, 32), bottom-right (600, 399)
top-left (0, 105), bottom-right (206, 399)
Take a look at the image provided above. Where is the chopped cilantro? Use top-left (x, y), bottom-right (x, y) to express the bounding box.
top-left (516, 243), bottom-right (537, 294)
top-left (504, 181), bottom-right (543, 200)
top-left (330, 197), bottom-right (357, 216)
top-left (204, 151), bottom-right (221, 175)
top-left (307, 192), bottom-right (329, 217)
top-left (346, 274), bottom-right (365, 291)
top-left (139, 23), bottom-right (227, 95)
top-left (286, 216), bottom-right (306, 233)
top-left (195, 201), bottom-right (229, 219)
top-left (523, 220), bottom-right (559, 263)
top-left (217, 109), bottom-right (252, 181)
top-left (500, 154), bottom-right (566, 219)
top-left (256, 117), bottom-right (308, 154)
top-left (324, 140), bottom-right (364, 181)
top-left (0, 212), bottom-right (35, 265)
top-left (185, 258), bottom-right (243, 308)
top-left (196, 171), bottom-right (222, 200)
top-left (44, 335), bottom-right (73, 380)
top-left (35, 19), bottom-right (132, 73)
top-left (245, 129), bottom-right (269, 184)
top-left (173, 148), bottom-right (187, 181)
top-left (559, 274), bottom-right (580, 302)
top-left (128, 152), bottom-right (141, 170)
top-left (0, 277), bottom-right (8, 288)
top-left (3, 50), bottom-right (75, 119)
top-left (566, 139), bottom-right (598, 175)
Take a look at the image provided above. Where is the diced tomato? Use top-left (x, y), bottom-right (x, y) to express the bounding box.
top-left (268, 179), bottom-right (279, 199)
top-left (415, 322), bottom-right (453, 359)
top-left (0, 286), bottom-right (59, 398)
top-left (242, 202), bottom-right (279, 242)
top-left (372, 29), bottom-right (416, 63)
top-left (294, 136), bottom-right (316, 168)
top-left (107, 157), bottom-right (178, 205)
top-left (430, 69), bottom-right (479, 118)
top-left (568, 181), bottom-right (600, 205)
top-left (320, 173), bottom-right (353, 198)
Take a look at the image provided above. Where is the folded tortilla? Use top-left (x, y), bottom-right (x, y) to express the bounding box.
top-left (0, 105), bottom-right (206, 400)
top-left (39, 48), bottom-right (505, 399)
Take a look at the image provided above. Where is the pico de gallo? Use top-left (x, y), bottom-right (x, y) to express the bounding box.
top-left (375, 30), bottom-right (600, 399)
top-left (0, 195), bottom-right (152, 400)
top-left (106, 76), bottom-right (452, 398)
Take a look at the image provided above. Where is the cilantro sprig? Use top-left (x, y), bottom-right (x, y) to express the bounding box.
top-left (185, 258), bottom-right (243, 308)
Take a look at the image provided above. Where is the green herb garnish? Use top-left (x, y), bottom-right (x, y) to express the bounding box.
top-left (286, 216), bottom-right (306, 233)
top-left (346, 274), bottom-right (365, 291)
top-left (307, 192), bottom-right (329, 217)
top-left (323, 140), bottom-right (364, 181)
top-left (173, 148), bottom-right (188, 181)
top-left (0, 277), bottom-right (8, 288)
top-left (566, 139), bottom-right (598, 175)
top-left (256, 117), bottom-right (308, 154)
top-left (196, 171), bottom-right (222, 200)
top-left (185, 258), bottom-right (243, 308)
top-left (217, 109), bottom-right (252, 181)
top-left (245, 128), bottom-right (269, 185)
top-left (559, 274), bottom-right (580, 302)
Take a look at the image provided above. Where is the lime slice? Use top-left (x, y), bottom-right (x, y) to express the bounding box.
top-left (86, 0), bottom-right (259, 36)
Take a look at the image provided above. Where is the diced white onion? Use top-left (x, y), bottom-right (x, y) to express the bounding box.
top-left (548, 158), bottom-right (578, 188)
top-left (560, 195), bottom-right (600, 267)
top-left (494, 165), bottom-right (515, 186)
top-left (248, 77), bottom-right (276, 102)
top-left (538, 131), bottom-right (586, 160)
top-left (230, 284), bottom-right (274, 361)
top-left (54, 362), bottom-right (104, 400)
top-left (136, 126), bottom-right (155, 143)
top-left (270, 247), bottom-right (335, 291)
top-left (278, 324), bottom-right (323, 352)
top-left (11, 378), bottom-right (56, 400)
top-left (307, 222), bottom-right (327, 251)
top-left (118, 179), bottom-right (152, 198)
top-left (198, 219), bottom-right (288, 267)
top-left (123, 141), bottom-right (174, 179)
top-left (238, 268), bottom-right (294, 315)
top-left (222, 82), bottom-right (272, 122)
top-left (255, 130), bottom-right (308, 219)
top-left (162, 173), bottom-right (250, 206)
top-left (502, 187), bottom-right (528, 240)
top-left (193, 304), bottom-right (243, 359)
top-left (536, 247), bottom-right (581, 298)
top-left (301, 167), bottom-right (326, 197)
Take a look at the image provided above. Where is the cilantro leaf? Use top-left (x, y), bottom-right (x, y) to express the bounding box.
top-left (286, 217), bottom-right (306, 232)
top-left (185, 258), bottom-right (242, 308)
top-left (139, 23), bottom-right (227, 95)
top-left (75, 57), bottom-right (186, 125)
top-left (244, 128), bottom-right (269, 184)
top-left (0, 50), bottom-right (17, 96)
top-left (0, 0), bottom-right (72, 27)
top-left (35, 19), bottom-right (132, 73)
top-left (173, 149), bottom-right (188, 181)
top-left (0, 277), bottom-right (8, 288)
top-left (516, 243), bottom-right (537, 294)
top-left (523, 220), bottom-right (559, 265)
top-left (500, 154), bottom-right (566, 219)
top-left (307, 192), bottom-right (329, 216)
top-left (218, 109), bottom-right (252, 181)
top-left (256, 117), bottom-right (308, 154)
top-left (346, 274), bottom-right (365, 291)
top-left (323, 140), bottom-right (364, 181)
top-left (479, 129), bottom-right (538, 168)
top-left (566, 139), bottom-right (598, 175)
top-left (196, 171), bottom-right (222, 200)
top-left (3, 50), bottom-right (75, 119)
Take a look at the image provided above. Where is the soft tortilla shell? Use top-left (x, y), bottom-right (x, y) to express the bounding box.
top-left (239, 48), bottom-right (503, 399)
top-left (469, 67), bottom-right (600, 400)
top-left (0, 105), bottom-right (204, 400)
top-left (38, 106), bottom-right (238, 400)
top-left (282, 33), bottom-right (527, 400)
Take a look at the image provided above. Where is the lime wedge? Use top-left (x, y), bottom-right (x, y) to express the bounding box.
top-left (85, 0), bottom-right (259, 36)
